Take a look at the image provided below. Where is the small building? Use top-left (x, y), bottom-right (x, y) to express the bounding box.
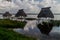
top-left (15, 9), bottom-right (27, 21)
top-left (3, 11), bottom-right (12, 19)
top-left (37, 7), bottom-right (54, 23)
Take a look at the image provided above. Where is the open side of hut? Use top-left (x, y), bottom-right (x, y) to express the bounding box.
top-left (15, 9), bottom-right (27, 21)
top-left (3, 11), bottom-right (12, 19)
top-left (37, 7), bottom-right (54, 35)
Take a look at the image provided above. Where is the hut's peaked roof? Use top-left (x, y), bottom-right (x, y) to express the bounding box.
top-left (37, 7), bottom-right (54, 18)
top-left (3, 12), bottom-right (12, 17)
top-left (15, 9), bottom-right (27, 17)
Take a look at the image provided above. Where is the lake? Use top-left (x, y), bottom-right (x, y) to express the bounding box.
top-left (13, 20), bottom-right (60, 40)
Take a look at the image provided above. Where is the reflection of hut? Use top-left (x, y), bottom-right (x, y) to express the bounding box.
top-left (37, 7), bottom-right (54, 23)
top-left (37, 7), bottom-right (54, 35)
top-left (15, 9), bottom-right (27, 21)
top-left (3, 12), bottom-right (12, 19)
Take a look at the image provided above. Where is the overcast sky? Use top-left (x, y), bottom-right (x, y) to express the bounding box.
top-left (0, 0), bottom-right (60, 14)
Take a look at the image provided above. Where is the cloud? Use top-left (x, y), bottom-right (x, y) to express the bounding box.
top-left (0, 0), bottom-right (19, 13)
top-left (0, 0), bottom-right (60, 13)
top-left (12, 0), bottom-right (60, 13)
top-left (11, 0), bottom-right (40, 13)
top-left (39, 0), bottom-right (59, 13)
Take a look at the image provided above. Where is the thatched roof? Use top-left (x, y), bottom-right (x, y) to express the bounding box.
top-left (15, 9), bottom-right (27, 17)
top-left (37, 7), bottom-right (54, 18)
top-left (3, 12), bottom-right (12, 17)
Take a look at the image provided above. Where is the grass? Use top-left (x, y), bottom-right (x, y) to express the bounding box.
top-left (0, 19), bottom-right (27, 28)
top-left (0, 27), bottom-right (36, 40)
top-left (0, 19), bottom-right (36, 40)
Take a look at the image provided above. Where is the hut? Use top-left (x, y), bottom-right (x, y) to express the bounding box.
top-left (15, 9), bottom-right (27, 21)
top-left (37, 7), bottom-right (54, 22)
top-left (37, 7), bottom-right (54, 35)
top-left (3, 11), bottom-right (12, 19)
top-left (37, 7), bottom-right (54, 18)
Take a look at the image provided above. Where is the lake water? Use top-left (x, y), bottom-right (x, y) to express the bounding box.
top-left (13, 20), bottom-right (60, 40)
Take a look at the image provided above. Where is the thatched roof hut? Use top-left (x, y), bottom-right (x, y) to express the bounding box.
top-left (37, 7), bottom-right (54, 18)
top-left (3, 11), bottom-right (12, 17)
top-left (15, 9), bottom-right (27, 17)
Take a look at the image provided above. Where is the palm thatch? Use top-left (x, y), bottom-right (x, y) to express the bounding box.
top-left (15, 9), bottom-right (27, 17)
top-left (37, 7), bottom-right (54, 18)
top-left (3, 12), bottom-right (12, 17)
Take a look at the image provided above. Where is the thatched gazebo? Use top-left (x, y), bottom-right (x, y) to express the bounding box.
top-left (3, 11), bottom-right (12, 19)
top-left (37, 7), bottom-right (54, 35)
top-left (15, 9), bottom-right (27, 18)
top-left (37, 7), bottom-right (54, 22)
top-left (15, 9), bottom-right (27, 21)
top-left (38, 7), bottom-right (54, 18)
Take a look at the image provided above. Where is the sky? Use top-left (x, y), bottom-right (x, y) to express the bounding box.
top-left (0, 0), bottom-right (60, 14)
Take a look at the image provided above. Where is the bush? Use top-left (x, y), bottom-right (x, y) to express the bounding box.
top-left (0, 19), bottom-right (27, 28)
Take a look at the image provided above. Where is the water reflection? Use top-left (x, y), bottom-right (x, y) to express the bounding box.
top-left (13, 20), bottom-right (60, 40)
top-left (50, 26), bottom-right (60, 33)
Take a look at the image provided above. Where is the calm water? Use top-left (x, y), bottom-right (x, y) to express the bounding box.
top-left (13, 20), bottom-right (60, 40)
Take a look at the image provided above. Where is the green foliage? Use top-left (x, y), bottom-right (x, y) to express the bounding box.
top-left (0, 27), bottom-right (36, 40)
top-left (0, 19), bottom-right (27, 28)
